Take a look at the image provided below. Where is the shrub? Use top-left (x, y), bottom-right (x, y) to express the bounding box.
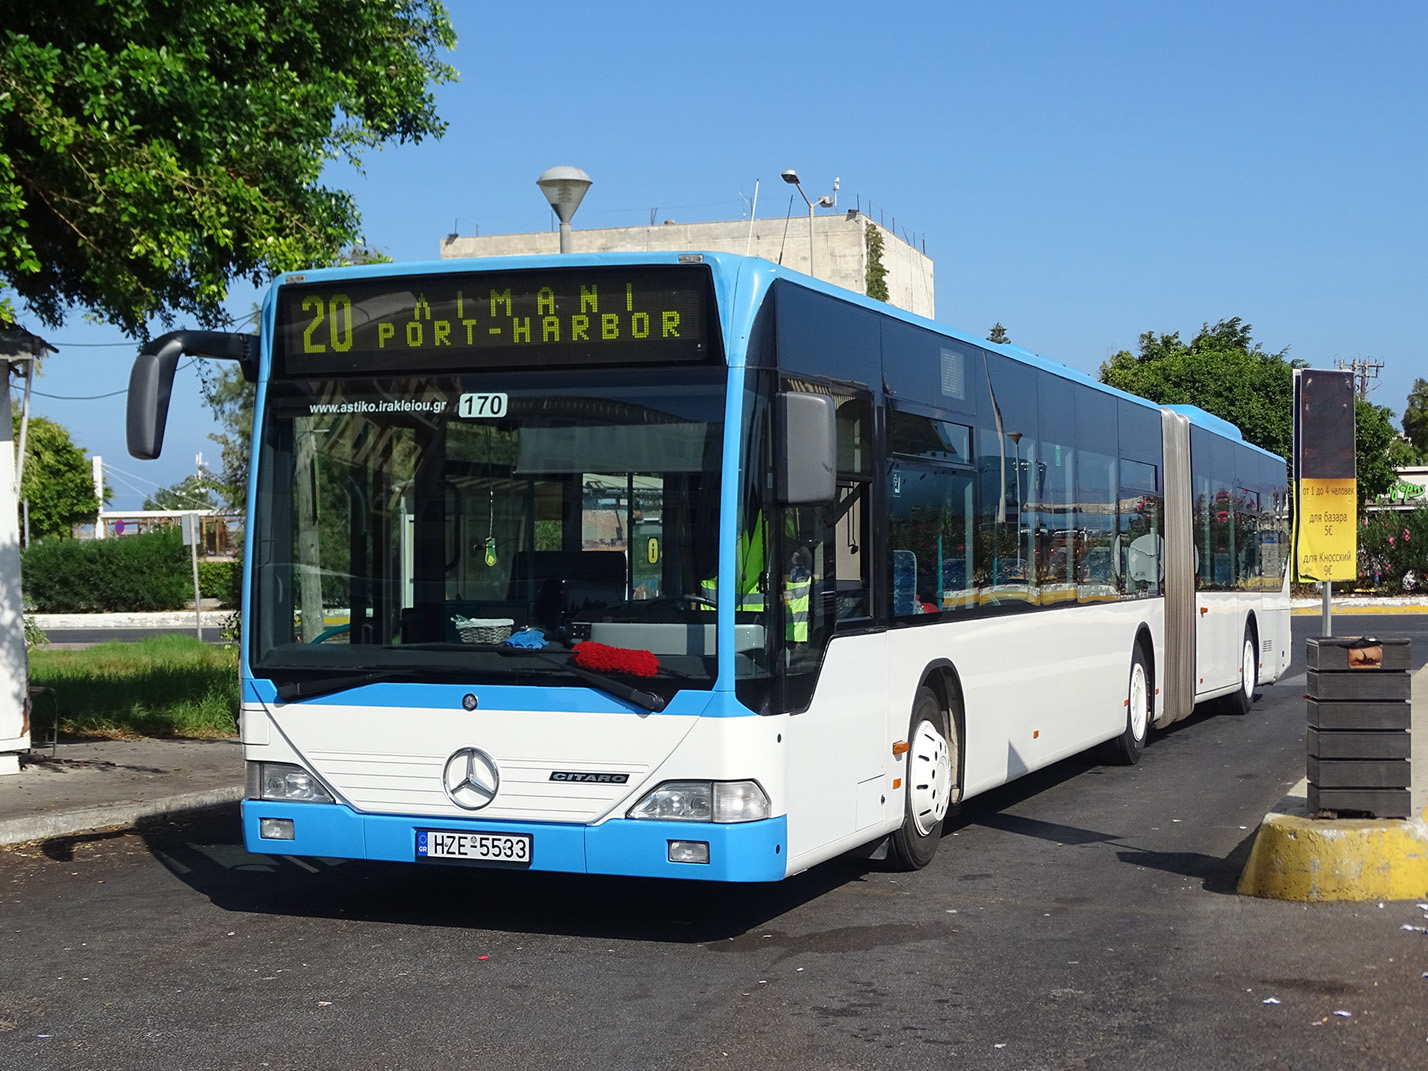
top-left (22, 529), bottom-right (191, 612)
top-left (1358, 506), bottom-right (1428, 593)
top-left (197, 559), bottom-right (242, 607)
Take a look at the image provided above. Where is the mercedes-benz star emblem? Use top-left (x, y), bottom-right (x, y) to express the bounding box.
top-left (442, 747), bottom-right (500, 811)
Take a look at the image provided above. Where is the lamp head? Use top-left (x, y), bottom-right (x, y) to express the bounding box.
top-left (781, 169), bottom-right (801, 185)
top-left (536, 166), bottom-right (593, 224)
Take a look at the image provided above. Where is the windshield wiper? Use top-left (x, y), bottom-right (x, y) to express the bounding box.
top-left (274, 670), bottom-right (414, 703)
top-left (494, 647), bottom-right (667, 713)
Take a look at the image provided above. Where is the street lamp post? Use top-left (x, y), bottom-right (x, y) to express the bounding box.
top-left (536, 166), bottom-right (593, 254)
top-left (1007, 432), bottom-right (1023, 521)
top-left (780, 169), bottom-right (837, 278)
top-left (1007, 431), bottom-right (1024, 577)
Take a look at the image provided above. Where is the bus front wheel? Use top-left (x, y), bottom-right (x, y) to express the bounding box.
top-left (889, 686), bottom-right (956, 870)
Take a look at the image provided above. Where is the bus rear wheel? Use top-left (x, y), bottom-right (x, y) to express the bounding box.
top-left (1225, 626), bottom-right (1257, 715)
top-left (889, 686), bottom-right (957, 870)
top-left (1109, 645), bottom-right (1150, 765)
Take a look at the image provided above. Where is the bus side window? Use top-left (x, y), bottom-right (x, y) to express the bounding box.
top-left (888, 458), bottom-right (973, 618)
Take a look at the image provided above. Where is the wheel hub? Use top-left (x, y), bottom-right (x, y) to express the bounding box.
top-left (908, 719), bottom-right (953, 836)
top-left (1129, 662), bottom-right (1149, 739)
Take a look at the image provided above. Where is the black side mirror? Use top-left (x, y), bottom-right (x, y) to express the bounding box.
top-left (775, 391), bottom-right (836, 505)
top-left (127, 331), bottom-right (257, 459)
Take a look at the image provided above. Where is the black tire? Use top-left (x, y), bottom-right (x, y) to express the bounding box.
top-left (1225, 625), bottom-right (1257, 715)
top-left (1109, 645), bottom-right (1150, 765)
top-left (888, 686), bottom-right (957, 870)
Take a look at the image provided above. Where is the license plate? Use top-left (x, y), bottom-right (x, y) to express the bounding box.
top-left (417, 829), bottom-right (532, 866)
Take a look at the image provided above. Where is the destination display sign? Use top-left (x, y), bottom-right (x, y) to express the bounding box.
top-left (1293, 368), bottom-right (1357, 582)
top-left (275, 266), bottom-right (716, 375)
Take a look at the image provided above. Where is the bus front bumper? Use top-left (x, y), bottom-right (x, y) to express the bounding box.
top-left (241, 799), bottom-right (789, 882)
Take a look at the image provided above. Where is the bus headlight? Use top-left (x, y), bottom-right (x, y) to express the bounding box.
top-left (627, 780), bottom-right (770, 823)
top-left (246, 761), bottom-right (335, 803)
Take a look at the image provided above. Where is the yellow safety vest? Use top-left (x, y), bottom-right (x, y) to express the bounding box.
top-left (701, 516), bottom-right (767, 610)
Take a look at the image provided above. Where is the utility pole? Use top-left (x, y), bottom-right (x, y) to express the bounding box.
top-left (1335, 357), bottom-right (1383, 399)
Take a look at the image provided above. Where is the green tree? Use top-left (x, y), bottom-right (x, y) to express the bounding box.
top-left (1401, 377), bottom-right (1428, 461)
top-left (0, 1), bottom-right (456, 332)
top-left (1355, 397), bottom-right (1398, 505)
top-left (1387, 435), bottom-right (1421, 467)
top-left (143, 472), bottom-right (220, 511)
top-left (199, 360), bottom-right (254, 511)
top-left (987, 322), bottom-right (1009, 345)
top-left (12, 405), bottom-right (102, 540)
top-left (1099, 318), bottom-right (1396, 508)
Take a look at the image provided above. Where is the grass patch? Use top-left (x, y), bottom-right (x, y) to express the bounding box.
top-left (28, 635), bottom-right (239, 739)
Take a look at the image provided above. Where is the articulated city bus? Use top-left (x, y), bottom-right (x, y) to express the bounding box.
top-left (127, 252), bottom-right (1290, 880)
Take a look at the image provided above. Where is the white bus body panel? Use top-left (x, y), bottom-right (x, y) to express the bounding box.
top-left (1192, 589), bottom-right (1291, 702)
top-left (1195, 592), bottom-right (1245, 695)
top-left (246, 701), bottom-right (704, 824)
top-left (783, 601), bottom-right (1165, 875)
top-left (245, 697), bottom-right (795, 832)
top-left (784, 632), bottom-right (892, 873)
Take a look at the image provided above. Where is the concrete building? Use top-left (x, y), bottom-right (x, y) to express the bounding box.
top-left (440, 211), bottom-right (936, 320)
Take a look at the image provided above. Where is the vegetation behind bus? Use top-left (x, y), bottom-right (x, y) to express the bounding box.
top-left (22, 530), bottom-right (240, 613)
top-left (11, 407), bottom-right (105, 542)
top-left (1100, 317), bottom-right (1396, 508)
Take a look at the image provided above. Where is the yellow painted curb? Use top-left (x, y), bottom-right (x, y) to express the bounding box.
top-left (1290, 604), bottom-right (1428, 615)
top-left (1238, 812), bottom-right (1428, 901)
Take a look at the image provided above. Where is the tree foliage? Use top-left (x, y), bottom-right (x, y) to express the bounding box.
top-left (199, 359), bottom-right (254, 511)
top-left (0, 1), bottom-right (456, 332)
top-left (1401, 377), bottom-right (1428, 462)
top-left (143, 472), bottom-right (220, 511)
top-left (1099, 318), bottom-right (1397, 508)
top-left (1100, 318), bottom-right (1298, 457)
top-left (987, 322), bottom-right (1009, 345)
top-left (12, 404), bottom-right (103, 540)
top-left (1355, 396), bottom-right (1399, 505)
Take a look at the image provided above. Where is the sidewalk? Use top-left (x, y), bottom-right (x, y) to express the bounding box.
top-left (0, 738), bottom-right (242, 846)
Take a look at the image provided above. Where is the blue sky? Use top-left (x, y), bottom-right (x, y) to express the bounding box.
top-left (18, 0), bottom-right (1426, 509)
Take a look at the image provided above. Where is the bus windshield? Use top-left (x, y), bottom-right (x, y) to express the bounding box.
top-left (249, 368), bottom-right (726, 694)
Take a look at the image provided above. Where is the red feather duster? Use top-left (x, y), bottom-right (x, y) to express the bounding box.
top-left (572, 641), bottom-right (660, 678)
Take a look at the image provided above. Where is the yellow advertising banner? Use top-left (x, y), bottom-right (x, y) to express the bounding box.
top-left (1295, 477), bottom-right (1357, 581)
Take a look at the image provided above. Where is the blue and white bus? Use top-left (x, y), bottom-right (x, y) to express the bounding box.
top-left (127, 252), bottom-right (1291, 880)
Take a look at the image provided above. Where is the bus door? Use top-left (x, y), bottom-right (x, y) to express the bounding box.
top-left (1192, 436), bottom-right (1243, 695)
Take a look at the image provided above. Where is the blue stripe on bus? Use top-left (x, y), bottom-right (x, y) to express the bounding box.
top-left (242, 676), bottom-right (759, 717)
top-left (241, 801), bottom-right (788, 882)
